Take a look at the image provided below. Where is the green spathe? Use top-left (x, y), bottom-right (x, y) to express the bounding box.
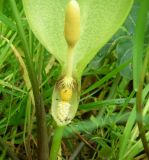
top-left (22, 0), bottom-right (133, 126)
top-left (22, 0), bottom-right (133, 78)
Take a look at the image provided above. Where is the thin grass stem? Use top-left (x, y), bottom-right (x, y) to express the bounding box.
top-left (134, 0), bottom-right (149, 157)
top-left (133, 0), bottom-right (149, 90)
top-left (136, 47), bottom-right (149, 157)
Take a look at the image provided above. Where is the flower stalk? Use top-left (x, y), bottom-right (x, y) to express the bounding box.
top-left (51, 0), bottom-right (80, 126)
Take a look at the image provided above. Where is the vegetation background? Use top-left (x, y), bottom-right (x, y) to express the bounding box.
top-left (0, 0), bottom-right (149, 159)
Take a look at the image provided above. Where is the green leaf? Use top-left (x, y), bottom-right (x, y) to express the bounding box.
top-left (0, 12), bottom-right (17, 30)
top-left (116, 39), bottom-right (133, 80)
top-left (23, 0), bottom-right (133, 77)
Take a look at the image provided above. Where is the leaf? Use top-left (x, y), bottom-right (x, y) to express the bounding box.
top-left (0, 12), bottom-right (17, 31)
top-left (116, 39), bottom-right (133, 80)
top-left (23, 0), bottom-right (134, 77)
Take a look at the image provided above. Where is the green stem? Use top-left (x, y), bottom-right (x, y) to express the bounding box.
top-left (134, 0), bottom-right (149, 157)
top-left (9, 1), bottom-right (49, 160)
top-left (49, 126), bottom-right (65, 160)
top-left (136, 47), bottom-right (149, 157)
top-left (66, 46), bottom-right (74, 78)
top-left (0, 136), bottom-right (19, 160)
top-left (133, 0), bottom-right (149, 90)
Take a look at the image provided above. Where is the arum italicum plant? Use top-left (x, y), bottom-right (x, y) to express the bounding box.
top-left (22, 0), bottom-right (133, 126)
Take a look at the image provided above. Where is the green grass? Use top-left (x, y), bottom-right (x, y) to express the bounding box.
top-left (0, 0), bottom-right (149, 160)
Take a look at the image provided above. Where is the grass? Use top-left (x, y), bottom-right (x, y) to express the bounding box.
top-left (0, 0), bottom-right (149, 160)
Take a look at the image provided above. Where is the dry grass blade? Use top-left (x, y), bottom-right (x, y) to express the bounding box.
top-left (1, 35), bottom-right (35, 106)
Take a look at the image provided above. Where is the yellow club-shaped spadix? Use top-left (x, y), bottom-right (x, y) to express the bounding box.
top-left (64, 0), bottom-right (80, 48)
